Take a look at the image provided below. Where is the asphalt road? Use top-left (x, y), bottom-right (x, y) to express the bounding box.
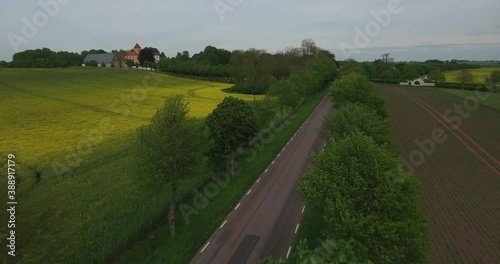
top-left (190, 96), bottom-right (332, 264)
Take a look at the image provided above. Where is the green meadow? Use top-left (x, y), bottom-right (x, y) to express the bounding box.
top-left (0, 68), bottom-right (261, 263)
top-left (445, 67), bottom-right (500, 84)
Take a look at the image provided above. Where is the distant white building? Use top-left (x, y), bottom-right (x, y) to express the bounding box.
top-left (400, 77), bottom-right (435, 87)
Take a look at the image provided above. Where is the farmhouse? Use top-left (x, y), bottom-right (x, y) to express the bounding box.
top-left (125, 43), bottom-right (142, 65)
top-left (400, 77), bottom-right (435, 87)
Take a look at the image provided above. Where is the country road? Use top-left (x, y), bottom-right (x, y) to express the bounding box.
top-left (190, 96), bottom-right (332, 264)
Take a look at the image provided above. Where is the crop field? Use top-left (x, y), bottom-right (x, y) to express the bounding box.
top-left (445, 67), bottom-right (500, 83)
top-left (0, 68), bottom-right (261, 263)
top-left (375, 84), bottom-right (500, 263)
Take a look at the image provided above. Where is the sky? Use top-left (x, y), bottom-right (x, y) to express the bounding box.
top-left (1, 0), bottom-right (500, 62)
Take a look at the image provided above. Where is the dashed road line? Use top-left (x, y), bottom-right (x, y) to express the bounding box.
top-left (295, 223), bottom-right (300, 234)
top-left (302, 205), bottom-right (306, 213)
top-left (286, 246), bottom-right (292, 258)
top-left (247, 189), bottom-right (252, 195)
top-left (257, 178), bottom-right (261, 183)
top-left (265, 168), bottom-right (268, 173)
top-left (220, 220), bottom-right (227, 229)
top-left (234, 203), bottom-right (241, 210)
top-left (200, 241), bottom-right (211, 253)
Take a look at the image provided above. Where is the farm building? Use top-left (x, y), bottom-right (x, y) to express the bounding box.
top-left (399, 77), bottom-right (435, 87)
top-left (83, 53), bottom-right (121, 67)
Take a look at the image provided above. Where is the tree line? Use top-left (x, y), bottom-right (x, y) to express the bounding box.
top-left (261, 66), bottom-right (429, 263)
top-left (133, 40), bottom-right (336, 237)
top-left (337, 53), bottom-right (482, 84)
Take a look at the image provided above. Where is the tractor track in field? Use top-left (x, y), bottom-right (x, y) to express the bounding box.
top-left (0, 81), bottom-right (149, 121)
top-left (394, 87), bottom-right (500, 176)
top-left (378, 84), bottom-right (500, 263)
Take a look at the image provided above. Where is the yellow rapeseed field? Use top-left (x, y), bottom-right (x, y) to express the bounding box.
top-left (0, 68), bottom-right (261, 169)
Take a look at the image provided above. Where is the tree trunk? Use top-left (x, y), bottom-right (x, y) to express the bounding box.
top-left (168, 202), bottom-right (176, 237)
top-left (230, 153), bottom-right (235, 176)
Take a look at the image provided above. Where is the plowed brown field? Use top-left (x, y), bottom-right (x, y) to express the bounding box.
top-left (376, 84), bottom-right (500, 264)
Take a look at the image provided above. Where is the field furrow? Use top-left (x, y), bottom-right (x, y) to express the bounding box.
top-left (376, 84), bottom-right (500, 264)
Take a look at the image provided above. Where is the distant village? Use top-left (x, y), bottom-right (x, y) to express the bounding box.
top-left (82, 43), bottom-right (160, 68)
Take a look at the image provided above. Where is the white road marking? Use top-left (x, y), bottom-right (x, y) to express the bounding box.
top-left (286, 246), bottom-right (292, 258)
top-left (257, 178), bottom-right (261, 183)
top-left (295, 223), bottom-right (300, 234)
top-left (234, 203), bottom-right (241, 210)
top-left (323, 143), bottom-right (326, 147)
top-left (200, 241), bottom-right (211, 253)
top-left (247, 189), bottom-right (252, 195)
top-left (302, 206), bottom-right (306, 213)
top-left (220, 220), bottom-right (227, 229)
top-left (277, 154), bottom-right (280, 157)
top-left (282, 147), bottom-right (285, 151)
top-left (287, 142), bottom-right (289, 145)
top-left (271, 160), bottom-right (275, 165)
top-left (265, 168), bottom-right (268, 173)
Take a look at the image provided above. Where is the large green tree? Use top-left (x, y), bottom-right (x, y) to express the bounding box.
top-left (135, 95), bottom-right (210, 236)
top-left (299, 132), bottom-right (428, 263)
top-left (456, 69), bottom-right (474, 89)
top-left (206, 97), bottom-right (259, 174)
top-left (427, 69), bottom-right (446, 82)
top-left (138, 47), bottom-right (156, 65)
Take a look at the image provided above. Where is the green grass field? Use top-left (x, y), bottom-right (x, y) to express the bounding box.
top-left (0, 68), bottom-right (262, 263)
top-left (439, 88), bottom-right (500, 112)
top-left (445, 67), bottom-right (500, 84)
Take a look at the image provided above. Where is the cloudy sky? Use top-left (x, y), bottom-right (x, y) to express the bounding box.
top-left (1, 0), bottom-right (499, 62)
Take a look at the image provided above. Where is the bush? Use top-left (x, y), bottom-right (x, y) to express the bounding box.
top-left (86, 60), bottom-right (98, 67)
top-left (435, 82), bottom-right (488, 91)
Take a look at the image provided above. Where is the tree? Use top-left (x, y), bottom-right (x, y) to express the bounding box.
top-left (267, 79), bottom-right (304, 118)
top-left (402, 64), bottom-right (419, 80)
top-left (457, 69), bottom-right (474, 89)
top-left (329, 73), bottom-right (387, 117)
top-left (381, 52), bottom-right (394, 64)
top-left (206, 97), bottom-right (259, 174)
top-left (138, 47), bottom-right (155, 65)
top-left (427, 69), bottom-right (446, 82)
top-left (340, 59), bottom-right (366, 76)
top-left (380, 69), bottom-right (395, 83)
top-left (135, 95), bottom-right (210, 236)
top-left (298, 132), bottom-right (428, 263)
top-left (113, 50), bottom-right (127, 68)
top-left (323, 103), bottom-right (392, 147)
top-left (176, 50), bottom-right (190, 62)
top-left (301, 38), bottom-right (318, 56)
top-left (125, 59), bottom-right (135, 68)
top-left (490, 70), bottom-right (500, 84)
top-left (86, 60), bottom-right (98, 67)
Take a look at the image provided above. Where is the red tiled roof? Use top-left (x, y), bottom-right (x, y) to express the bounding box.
top-left (126, 51), bottom-right (138, 56)
top-left (134, 43), bottom-right (141, 49)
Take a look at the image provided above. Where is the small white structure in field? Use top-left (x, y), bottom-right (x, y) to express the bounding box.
top-left (400, 77), bottom-right (435, 87)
